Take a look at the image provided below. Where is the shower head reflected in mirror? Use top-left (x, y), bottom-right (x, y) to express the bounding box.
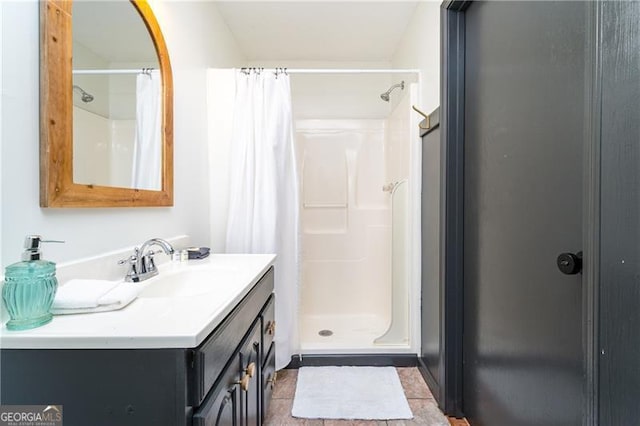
top-left (73, 85), bottom-right (94, 103)
top-left (380, 81), bottom-right (405, 102)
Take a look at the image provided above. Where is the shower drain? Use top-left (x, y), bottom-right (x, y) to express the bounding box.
top-left (318, 329), bottom-right (333, 337)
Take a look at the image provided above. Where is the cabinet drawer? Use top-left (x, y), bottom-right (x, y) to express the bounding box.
top-left (261, 343), bottom-right (276, 423)
top-left (192, 355), bottom-right (241, 426)
top-left (261, 296), bottom-right (275, 365)
top-left (189, 267), bottom-right (274, 406)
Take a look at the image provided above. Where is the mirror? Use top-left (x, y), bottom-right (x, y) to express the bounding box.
top-left (72, 1), bottom-right (161, 191)
top-left (40, 0), bottom-right (173, 207)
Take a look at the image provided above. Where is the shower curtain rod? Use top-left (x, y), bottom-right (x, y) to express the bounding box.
top-left (72, 68), bottom-right (155, 75)
top-left (277, 68), bottom-right (419, 74)
top-left (242, 68), bottom-right (419, 74)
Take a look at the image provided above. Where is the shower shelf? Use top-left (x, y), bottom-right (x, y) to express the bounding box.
top-left (303, 203), bottom-right (348, 208)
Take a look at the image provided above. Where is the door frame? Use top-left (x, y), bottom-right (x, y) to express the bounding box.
top-left (439, 1), bottom-right (600, 423)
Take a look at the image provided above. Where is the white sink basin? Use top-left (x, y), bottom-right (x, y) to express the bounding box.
top-left (0, 254), bottom-right (276, 349)
top-left (140, 266), bottom-right (240, 298)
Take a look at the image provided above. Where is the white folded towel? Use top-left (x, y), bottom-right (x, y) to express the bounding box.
top-left (52, 279), bottom-right (120, 309)
top-left (98, 283), bottom-right (143, 308)
top-left (52, 280), bottom-right (142, 315)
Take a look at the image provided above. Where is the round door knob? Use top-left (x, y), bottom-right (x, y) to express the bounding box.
top-left (557, 251), bottom-right (582, 275)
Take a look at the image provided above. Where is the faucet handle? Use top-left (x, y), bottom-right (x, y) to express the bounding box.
top-left (117, 255), bottom-right (135, 265)
top-left (117, 248), bottom-right (139, 266)
top-left (142, 254), bottom-right (157, 274)
top-left (118, 248), bottom-right (141, 282)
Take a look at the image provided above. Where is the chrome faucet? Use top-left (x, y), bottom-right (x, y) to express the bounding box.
top-left (118, 238), bottom-right (175, 282)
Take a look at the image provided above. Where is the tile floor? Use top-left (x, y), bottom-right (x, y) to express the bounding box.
top-left (264, 367), bottom-right (469, 426)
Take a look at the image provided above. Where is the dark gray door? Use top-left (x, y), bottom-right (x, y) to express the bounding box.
top-left (599, 2), bottom-right (640, 424)
top-left (462, 2), bottom-right (585, 425)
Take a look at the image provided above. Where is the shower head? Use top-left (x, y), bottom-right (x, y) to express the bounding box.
top-left (73, 85), bottom-right (94, 103)
top-left (380, 81), bottom-right (405, 102)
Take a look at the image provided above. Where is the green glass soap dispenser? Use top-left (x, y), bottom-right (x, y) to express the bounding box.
top-left (2, 235), bottom-right (63, 330)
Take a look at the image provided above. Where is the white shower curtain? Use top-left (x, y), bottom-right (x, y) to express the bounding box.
top-left (132, 69), bottom-right (161, 190)
top-left (226, 70), bottom-right (300, 370)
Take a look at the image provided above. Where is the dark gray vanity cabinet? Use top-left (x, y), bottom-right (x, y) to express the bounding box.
top-left (0, 267), bottom-right (276, 426)
top-left (193, 281), bottom-right (275, 426)
top-left (193, 354), bottom-right (242, 426)
top-left (239, 323), bottom-right (261, 426)
top-left (194, 321), bottom-right (262, 426)
top-left (260, 298), bottom-right (276, 423)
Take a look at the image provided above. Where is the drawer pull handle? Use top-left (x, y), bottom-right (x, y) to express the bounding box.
top-left (267, 371), bottom-right (278, 390)
top-left (235, 374), bottom-right (250, 392)
top-left (245, 362), bottom-right (256, 378)
top-left (266, 321), bottom-right (276, 336)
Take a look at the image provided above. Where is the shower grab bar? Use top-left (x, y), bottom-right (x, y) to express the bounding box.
top-left (412, 105), bottom-right (431, 130)
top-left (303, 203), bottom-right (348, 208)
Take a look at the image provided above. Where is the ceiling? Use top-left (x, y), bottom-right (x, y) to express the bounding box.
top-left (73, 1), bottom-right (158, 64)
top-left (214, 1), bottom-right (420, 62)
top-left (71, 1), bottom-right (422, 119)
top-left (72, 1), bottom-right (420, 64)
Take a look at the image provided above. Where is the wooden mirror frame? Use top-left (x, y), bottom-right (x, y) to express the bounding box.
top-left (40, 0), bottom-right (173, 207)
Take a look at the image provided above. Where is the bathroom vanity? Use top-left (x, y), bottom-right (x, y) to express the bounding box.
top-left (0, 254), bottom-right (276, 426)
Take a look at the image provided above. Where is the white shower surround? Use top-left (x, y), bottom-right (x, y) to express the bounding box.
top-left (297, 119), bottom-right (392, 353)
top-left (297, 81), bottom-right (421, 355)
top-left (73, 106), bottom-right (136, 188)
top-left (207, 70), bottom-right (422, 356)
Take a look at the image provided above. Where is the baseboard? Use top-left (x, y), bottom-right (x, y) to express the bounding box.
top-left (418, 358), bottom-right (441, 403)
top-left (285, 353), bottom-right (419, 369)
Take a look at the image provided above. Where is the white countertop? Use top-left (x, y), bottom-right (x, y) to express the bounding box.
top-left (0, 254), bottom-right (276, 349)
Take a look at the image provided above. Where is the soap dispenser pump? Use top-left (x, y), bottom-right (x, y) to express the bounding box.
top-left (2, 235), bottom-right (63, 330)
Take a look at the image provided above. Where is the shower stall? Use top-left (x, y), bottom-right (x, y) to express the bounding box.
top-left (207, 68), bottom-right (422, 358)
top-left (291, 70), bottom-right (421, 354)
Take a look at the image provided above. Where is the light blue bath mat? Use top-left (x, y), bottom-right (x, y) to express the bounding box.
top-left (291, 366), bottom-right (413, 420)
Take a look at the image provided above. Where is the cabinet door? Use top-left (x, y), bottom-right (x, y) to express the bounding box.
top-left (193, 359), bottom-right (241, 426)
top-left (239, 322), bottom-right (261, 426)
top-left (190, 267), bottom-right (274, 407)
top-left (261, 343), bottom-right (276, 423)
top-left (261, 295), bottom-right (275, 366)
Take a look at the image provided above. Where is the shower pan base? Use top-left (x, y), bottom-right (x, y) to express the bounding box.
top-left (299, 314), bottom-right (412, 354)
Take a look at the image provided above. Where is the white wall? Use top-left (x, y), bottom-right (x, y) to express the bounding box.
top-left (391, 4), bottom-right (440, 355)
top-left (206, 69), bottom-right (235, 254)
top-left (385, 85), bottom-right (412, 184)
top-left (393, 1), bottom-right (441, 344)
top-left (1, 1), bottom-right (246, 267)
top-left (73, 106), bottom-right (112, 187)
top-left (72, 42), bottom-right (111, 118)
top-left (392, 1), bottom-right (440, 113)
top-left (110, 120), bottom-right (136, 188)
top-left (247, 60), bottom-right (403, 120)
top-left (72, 107), bottom-right (135, 188)
top-left (0, 0), bottom-right (3, 268)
